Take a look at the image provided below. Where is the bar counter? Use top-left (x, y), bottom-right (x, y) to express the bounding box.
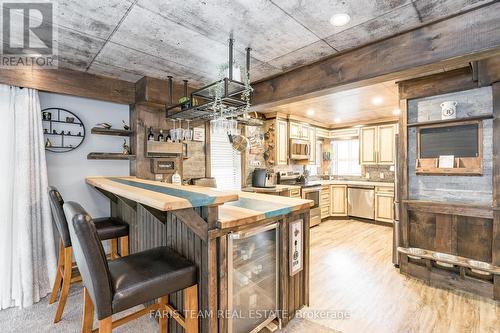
top-left (86, 176), bottom-right (313, 333)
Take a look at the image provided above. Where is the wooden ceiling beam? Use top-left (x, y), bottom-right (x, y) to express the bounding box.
top-left (251, 2), bottom-right (500, 110)
top-left (0, 68), bottom-right (135, 105)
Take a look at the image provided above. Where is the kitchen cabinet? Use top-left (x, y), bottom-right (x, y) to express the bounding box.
top-left (320, 185), bottom-right (331, 219)
top-left (377, 124), bottom-right (396, 165)
top-left (309, 127), bottom-right (316, 164)
top-left (288, 187), bottom-right (301, 198)
top-left (360, 124), bottom-right (396, 165)
top-left (289, 122), bottom-right (310, 139)
top-left (331, 185), bottom-right (348, 216)
top-left (375, 186), bottom-right (394, 222)
top-left (276, 119), bottom-right (288, 165)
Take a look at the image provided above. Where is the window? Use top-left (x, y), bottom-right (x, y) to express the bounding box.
top-left (331, 139), bottom-right (361, 176)
top-left (210, 130), bottom-right (241, 190)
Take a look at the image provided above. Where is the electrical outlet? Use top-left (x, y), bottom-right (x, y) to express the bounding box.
top-left (380, 172), bottom-right (385, 179)
top-left (365, 172), bottom-right (370, 179)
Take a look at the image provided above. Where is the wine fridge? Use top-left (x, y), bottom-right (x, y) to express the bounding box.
top-left (228, 223), bottom-right (279, 333)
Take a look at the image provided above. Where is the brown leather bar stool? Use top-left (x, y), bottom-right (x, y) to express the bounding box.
top-left (48, 186), bottom-right (129, 323)
top-left (63, 202), bottom-right (199, 333)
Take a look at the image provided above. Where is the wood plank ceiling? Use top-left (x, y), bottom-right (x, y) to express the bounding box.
top-left (1, 0), bottom-right (494, 87)
top-left (264, 81), bottom-right (400, 126)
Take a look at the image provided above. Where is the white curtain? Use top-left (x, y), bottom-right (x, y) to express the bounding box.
top-left (0, 84), bottom-right (56, 309)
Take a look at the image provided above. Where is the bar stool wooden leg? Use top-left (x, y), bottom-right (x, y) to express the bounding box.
top-left (82, 288), bottom-right (94, 333)
top-left (49, 240), bottom-right (64, 304)
top-left (111, 239), bottom-right (118, 260)
top-left (53, 247), bottom-right (73, 323)
top-left (99, 317), bottom-right (112, 333)
top-left (120, 236), bottom-right (129, 257)
top-left (184, 284), bottom-right (199, 333)
top-left (158, 296), bottom-right (168, 333)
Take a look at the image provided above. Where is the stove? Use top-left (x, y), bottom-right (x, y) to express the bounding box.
top-left (277, 172), bottom-right (322, 227)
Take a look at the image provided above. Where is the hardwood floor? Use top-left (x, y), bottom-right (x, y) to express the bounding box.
top-left (294, 219), bottom-right (500, 333)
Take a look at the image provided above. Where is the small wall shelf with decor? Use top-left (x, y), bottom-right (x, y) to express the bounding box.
top-left (91, 127), bottom-right (132, 136)
top-left (415, 119), bottom-right (484, 176)
top-left (42, 107), bottom-right (85, 153)
top-left (87, 153), bottom-right (136, 160)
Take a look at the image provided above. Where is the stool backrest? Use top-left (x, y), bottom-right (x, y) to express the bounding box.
top-left (48, 186), bottom-right (72, 248)
top-left (63, 201), bottom-right (114, 320)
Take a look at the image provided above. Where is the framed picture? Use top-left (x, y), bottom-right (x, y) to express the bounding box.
top-left (289, 219), bottom-right (303, 276)
top-left (193, 127), bottom-right (205, 142)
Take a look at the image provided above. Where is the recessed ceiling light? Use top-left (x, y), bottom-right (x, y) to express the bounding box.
top-left (393, 108), bottom-right (401, 116)
top-left (306, 109), bottom-right (315, 116)
top-left (334, 118), bottom-right (341, 123)
top-left (330, 13), bottom-right (351, 27)
top-left (372, 96), bottom-right (384, 106)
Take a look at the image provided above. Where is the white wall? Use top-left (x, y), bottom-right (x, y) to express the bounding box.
top-left (40, 92), bottom-right (130, 218)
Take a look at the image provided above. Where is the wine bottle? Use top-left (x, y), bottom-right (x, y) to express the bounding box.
top-left (158, 129), bottom-right (164, 142)
top-left (147, 127), bottom-right (155, 141)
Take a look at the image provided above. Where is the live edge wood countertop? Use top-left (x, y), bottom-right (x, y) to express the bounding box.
top-left (86, 177), bottom-right (313, 229)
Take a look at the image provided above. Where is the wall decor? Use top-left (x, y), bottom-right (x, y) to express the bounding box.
top-left (42, 107), bottom-right (85, 153)
top-left (440, 101), bottom-right (458, 120)
top-left (289, 218), bottom-right (304, 276)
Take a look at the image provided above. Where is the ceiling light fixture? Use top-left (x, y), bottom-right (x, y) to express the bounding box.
top-left (307, 109), bottom-right (315, 116)
top-left (334, 118), bottom-right (341, 123)
top-left (330, 13), bottom-right (351, 27)
top-left (372, 96), bottom-right (384, 106)
top-left (393, 108), bottom-right (401, 116)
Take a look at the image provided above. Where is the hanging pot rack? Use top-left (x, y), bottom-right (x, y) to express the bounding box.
top-left (165, 38), bottom-right (252, 121)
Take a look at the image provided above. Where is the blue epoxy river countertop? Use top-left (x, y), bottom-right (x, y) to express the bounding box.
top-left (86, 177), bottom-right (312, 228)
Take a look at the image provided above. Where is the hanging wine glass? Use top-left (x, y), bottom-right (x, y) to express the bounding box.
top-left (185, 119), bottom-right (193, 141)
top-left (176, 119), bottom-right (184, 142)
top-left (170, 119), bottom-right (177, 142)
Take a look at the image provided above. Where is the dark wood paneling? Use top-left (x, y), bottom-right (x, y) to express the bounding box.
top-left (478, 56), bottom-right (500, 86)
top-left (409, 211), bottom-right (436, 250)
top-left (252, 3), bottom-right (500, 109)
top-left (403, 200), bottom-right (493, 219)
top-left (135, 76), bottom-right (196, 108)
top-left (434, 214), bottom-right (454, 254)
top-left (398, 67), bottom-right (478, 100)
top-left (0, 68), bottom-right (135, 104)
top-left (456, 216), bottom-right (493, 262)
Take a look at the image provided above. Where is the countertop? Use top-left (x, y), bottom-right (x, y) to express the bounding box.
top-left (310, 180), bottom-right (394, 187)
top-left (86, 176), bottom-right (239, 211)
top-left (218, 192), bottom-right (313, 229)
top-left (241, 184), bottom-right (301, 193)
top-left (86, 177), bottom-right (312, 226)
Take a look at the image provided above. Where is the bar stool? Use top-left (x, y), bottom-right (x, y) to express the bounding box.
top-left (63, 201), bottom-right (199, 333)
top-left (48, 186), bottom-right (130, 323)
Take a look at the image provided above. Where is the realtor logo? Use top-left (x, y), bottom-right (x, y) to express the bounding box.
top-left (1, 1), bottom-right (57, 67)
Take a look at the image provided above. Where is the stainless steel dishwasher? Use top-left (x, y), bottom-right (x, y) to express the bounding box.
top-left (348, 185), bottom-right (375, 219)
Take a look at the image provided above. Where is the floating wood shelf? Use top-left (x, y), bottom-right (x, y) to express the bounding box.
top-left (87, 153), bottom-right (135, 160)
top-left (415, 157), bottom-right (482, 176)
top-left (91, 127), bottom-right (133, 136)
top-left (146, 141), bottom-right (183, 156)
top-left (397, 247), bottom-right (500, 275)
top-left (407, 114), bottom-right (493, 127)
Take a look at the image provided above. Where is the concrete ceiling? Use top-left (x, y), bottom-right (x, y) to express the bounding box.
top-left (2, 0), bottom-right (494, 86)
top-left (262, 81), bottom-right (400, 126)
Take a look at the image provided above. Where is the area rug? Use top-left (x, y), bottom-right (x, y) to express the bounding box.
top-left (0, 285), bottom-right (156, 332)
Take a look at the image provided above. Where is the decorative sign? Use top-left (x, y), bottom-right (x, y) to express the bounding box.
top-left (193, 127), bottom-right (205, 142)
top-left (440, 101), bottom-right (458, 120)
top-left (438, 155), bottom-right (455, 168)
top-left (289, 219), bottom-right (304, 276)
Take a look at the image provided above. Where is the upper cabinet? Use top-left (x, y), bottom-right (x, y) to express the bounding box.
top-left (276, 119), bottom-right (289, 165)
top-left (309, 127), bottom-right (316, 164)
top-left (289, 122), bottom-right (310, 139)
top-left (377, 124), bottom-right (396, 165)
top-left (360, 124), bottom-right (396, 165)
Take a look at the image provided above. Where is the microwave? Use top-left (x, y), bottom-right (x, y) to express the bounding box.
top-left (289, 138), bottom-right (311, 160)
